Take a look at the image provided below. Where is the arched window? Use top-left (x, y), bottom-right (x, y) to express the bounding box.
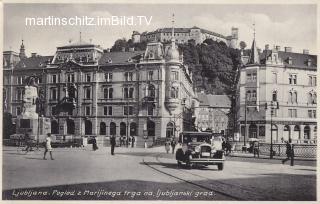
top-left (293, 91), bottom-right (297, 103)
top-left (272, 91), bottom-right (277, 101)
top-left (147, 84), bottom-right (155, 98)
top-left (130, 123), bottom-right (137, 136)
top-left (166, 122), bottom-right (175, 138)
top-left (51, 120), bottom-right (59, 134)
top-left (67, 119), bottom-right (75, 135)
top-left (147, 120), bottom-right (155, 136)
top-left (110, 122), bottom-right (116, 136)
top-left (120, 122), bottom-right (127, 136)
top-left (304, 126), bottom-right (310, 139)
top-left (246, 90), bottom-right (251, 101)
top-left (100, 122), bottom-right (106, 135)
top-left (85, 120), bottom-right (92, 135)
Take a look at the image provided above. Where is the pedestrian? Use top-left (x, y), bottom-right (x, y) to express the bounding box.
top-left (131, 136), bottom-right (135, 148)
top-left (222, 139), bottom-right (226, 154)
top-left (171, 138), bottom-right (176, 154)
top-left (110, 135), bottom-right (116, 155)
top-left (165, 140), bottom-right (171, 154)
top-left (24, 133), bottom-right (33, 153)
top-left (119, 137), bottom-right (122, 147)
top-left (92, 137), bottom-right (98, 151)
top-left (253, 141), bottom-right (259, 158)
top-left (282, 140), bottom-right (294, 166)
top-left (226, 141), bottom-right (232, 155)
top-left (43, 133), bottom-right (54, 160)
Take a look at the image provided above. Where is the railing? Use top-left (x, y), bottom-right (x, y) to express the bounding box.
top-left (230, 141), bottom-right (317, 159)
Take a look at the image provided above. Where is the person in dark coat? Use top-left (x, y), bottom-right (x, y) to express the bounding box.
top-left (131, 136), bottom-right (135, 148)
top-left (171, 139), bottom-right (176, 154)
top-left (282, 140), bottom-right (294, 165)
top-left (92, 137), bottom-right (98, 151)
top-left (253, 141), bottom-right (259, 158)
top-left (110, 135), bottom-right (116, 155)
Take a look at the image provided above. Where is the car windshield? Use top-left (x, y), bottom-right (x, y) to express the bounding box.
top-left (181, 134), bottom-right (212, 144)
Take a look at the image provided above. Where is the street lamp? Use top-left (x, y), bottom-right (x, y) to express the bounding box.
top-left (265, 101), bottom-right (279, 159)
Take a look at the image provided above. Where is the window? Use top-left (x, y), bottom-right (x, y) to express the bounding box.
top-left (104, 106), bottom-right (113, 116)
top-left (105, 73), bottom-right (113, 82)
top-left (252, 90), bottom-right (257, 100)
top-left (85, 106), bottom-right (91, 116)
top-left (52, 75), bottom-right (57, 83)
top-left (289, 74), bottom-right (297, 85)
top-left (85, 87), bottom-right (91, 99)
top-left (308, 110), bottom-right (313, 118)
top-left (124, 106), bottom-right (134, 115)
top-left (288, 109), bottom-right (297, 118)
top-left (147, 105), bottom-right (154, 116)
top-left (16, 107), bottom-right (21, 115)
top-left (16, 89), bottom-right (23, 100)
top-left (86, 74), bottom-right (91, 82)
top-left (272, 72), bottom-right (277, 83)
top-left (289, 91), bottom-right (297, 103)
top-left (171, 71), bottom-right (179, 81)
top-left (147, 71), bottom-right (153, 80)
top-left (272, 91), bottom-right (277, 101)
top-left (246, 90), bottom-right (251, 101)
top-left (124, 87), bottom-right (134, 99)
top-left (51, 88), bottom-right (57, 100)
top-left (313, 110), bottom-right (317, 118)
top-left (17, 76), bottom-right (23, 85)
top-left (170, 87), bottom-right (179, 98)
top-left (124, 72), bottom-right (133, 81)
top-left (308, 92), bottom-right (317, 104)
top-left (104, 87), bottom-right (113, 99)
top-left (67, 74), bottom-right (75, 83)
top-left (252, 73), bottom-right (257, 81)
top-left (308, 75), bottom-right (317, 86)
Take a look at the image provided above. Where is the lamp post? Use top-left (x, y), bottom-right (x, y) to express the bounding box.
top-left (265, 101), bottom-right (279, 159)
top-left (244, 92), bottom-right (247, 146)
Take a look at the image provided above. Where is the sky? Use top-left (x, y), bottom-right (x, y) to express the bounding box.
top-left (3, 3), bottom-right (317, 56)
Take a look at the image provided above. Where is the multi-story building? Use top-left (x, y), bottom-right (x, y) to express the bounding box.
top-left (237, 38), bottom-right (317, 144)
top-left (132, 26), bottom-right (239, 48)
top-left (196, 93), bottom-right (231, 135)
top-left (3, 29), bottom-right (198, 146)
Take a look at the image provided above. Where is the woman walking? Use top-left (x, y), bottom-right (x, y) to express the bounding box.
top-left (43, 133), bottom-right (54, 160)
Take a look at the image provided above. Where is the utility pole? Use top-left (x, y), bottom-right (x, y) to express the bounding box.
top-left (244, 92), bottom-right (247, 146)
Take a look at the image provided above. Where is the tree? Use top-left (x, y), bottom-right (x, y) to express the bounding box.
top-left (110, 38), bottom-right (128, 52)
top-left (239, 41), bottom-right (247, 50)
top-left (3, 112), bottom-right (15, 139)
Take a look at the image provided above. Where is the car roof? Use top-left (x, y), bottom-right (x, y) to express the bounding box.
top-left (181, 131), bottom-right (212, 136)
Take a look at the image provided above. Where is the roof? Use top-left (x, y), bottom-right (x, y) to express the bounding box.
top-left (248, 39), bottom-right (260, 65)
top-left (15, 55), bottom-right (53, 69)
top-left (259, 50), bottom-right (317, 69)
top-left (198, 93), bottom-right (231, 108)
top-left (57, 41), bottom-right (97, 49)
top-left (98, 51), bottom-right (144, 65)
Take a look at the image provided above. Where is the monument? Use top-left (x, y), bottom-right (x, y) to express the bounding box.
top-left (15, 76), bottom-right (50, 142)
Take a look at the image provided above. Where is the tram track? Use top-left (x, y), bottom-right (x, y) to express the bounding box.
top-left (142, 153), bottom-right (242, 200)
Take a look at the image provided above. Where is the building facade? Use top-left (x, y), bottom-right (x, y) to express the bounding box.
top-left (3, 33), bottom-right (198, 146)
top-left (237, 39), bottom-right (317, 144)
top-left (196, 93), bottom-right (231, 135)
top-left (132, 27), bottom-right (238, 48)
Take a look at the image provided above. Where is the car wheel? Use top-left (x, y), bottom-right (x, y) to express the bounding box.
top-left (217, 163), bottom-right (224, 171)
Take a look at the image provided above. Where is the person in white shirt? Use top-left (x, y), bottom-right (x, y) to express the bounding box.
top-left (43, 133), bottom-right (54, 160)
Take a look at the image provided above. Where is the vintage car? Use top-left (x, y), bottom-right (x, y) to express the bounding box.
top-left (175, 131), bottom-right (225, 170)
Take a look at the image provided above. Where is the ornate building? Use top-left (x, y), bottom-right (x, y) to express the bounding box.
top-left (196, 93), bottom-right (231, 135)
top-left (237, 37), bottom-right (317, 144)
top-left (132, 26), bottom-right (239, 48)
top-left (3, 27), bottom-right (198, 146)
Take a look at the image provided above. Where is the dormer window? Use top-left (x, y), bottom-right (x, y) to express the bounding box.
top-left (307, 59), bottom-right (312, 67)
top-left (288, 57), bottom-right (293, 65)
top-left (107, 59), bottom-right (112, 63)
top-left (127, 58), bottom-right (132, 62)
top-left (148, 53), bottom-right (154, 59)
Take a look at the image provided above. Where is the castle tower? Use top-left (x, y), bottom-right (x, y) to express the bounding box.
top-left (19, 39), bottom-right (26, 59)
top-left (164, 14), bottom-right (181, 114)
top-left (229, 27), bottom-right (239, 49)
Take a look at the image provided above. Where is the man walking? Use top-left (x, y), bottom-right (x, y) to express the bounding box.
top-left (171, 138), bottom-right (176, 154)
top-left (110, 135), bottom-right (116, 155)
top-left (131, 136), bottom-right (135, 148)
top-left (43, 133), bottom-right (54, 160)
top-left (282, 139), bottom-right (294, 166)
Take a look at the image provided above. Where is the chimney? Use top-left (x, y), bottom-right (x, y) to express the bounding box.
top-left (31, 53), bottom-right (37, 57)
top-left (284, 47), bottom-right (292, 52)
top-left (129, 47), bottom-right (135, 52)
top-left (265, 44), bottom-right (269, 50)
top-left (121, 47), bottom-right (126, 52)
top-left (303, 49), bottom-right (309, 54)
top-left (275, 46), bottom-right (281, 51)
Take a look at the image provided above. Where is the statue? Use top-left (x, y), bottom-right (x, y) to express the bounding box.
top-left (22, 76), bottom-right (39, 119)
